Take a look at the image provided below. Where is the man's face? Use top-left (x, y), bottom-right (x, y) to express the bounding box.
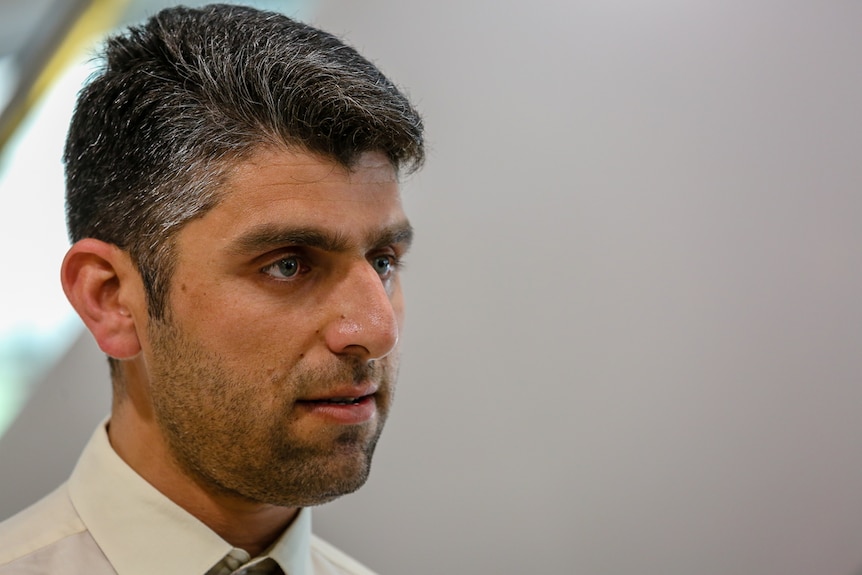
top-left (139, 148), bottom-right (410, 507)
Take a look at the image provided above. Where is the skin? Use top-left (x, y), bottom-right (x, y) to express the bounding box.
top-left (61, 147), bottom-right (411, 556)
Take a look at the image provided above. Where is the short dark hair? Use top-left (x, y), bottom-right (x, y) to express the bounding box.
top-left (64, 3), bottom-right (424, 322)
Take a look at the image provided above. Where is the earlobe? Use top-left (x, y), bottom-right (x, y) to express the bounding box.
top-left (61, 239), bottom-right (144, 360)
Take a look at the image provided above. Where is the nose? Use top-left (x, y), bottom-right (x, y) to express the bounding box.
top-left (322, 260), bottom-right (401, 362)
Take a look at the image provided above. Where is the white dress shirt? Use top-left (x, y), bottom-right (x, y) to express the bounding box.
top-left (0, 423), bottom-right (377, 575)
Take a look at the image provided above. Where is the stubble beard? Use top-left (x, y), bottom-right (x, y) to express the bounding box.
top-left (146, 318), bottom-right (395, 508)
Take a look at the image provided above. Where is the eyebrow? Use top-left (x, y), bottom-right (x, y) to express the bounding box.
top-left (227, 221), bottom-right (414, 256)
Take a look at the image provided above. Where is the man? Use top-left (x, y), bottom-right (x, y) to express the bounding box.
top-left (0, 3), bottom-right (424, 574)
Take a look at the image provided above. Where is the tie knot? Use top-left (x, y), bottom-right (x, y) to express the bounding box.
top-left (244, 557), bottom-right (285, 575)
top-left (207, 551), bottom-right (284, 575)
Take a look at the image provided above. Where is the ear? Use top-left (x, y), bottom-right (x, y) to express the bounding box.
top-left (61, 239), bottom-right (145, 360)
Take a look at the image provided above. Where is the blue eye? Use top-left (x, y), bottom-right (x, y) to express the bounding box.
top-left (372, 255), bottom-right (395, 276)
top-left (265, 257), bottom-right (300, 279)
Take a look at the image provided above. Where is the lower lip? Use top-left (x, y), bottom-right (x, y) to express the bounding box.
top-left (297, 395), bottom-right (377, 424)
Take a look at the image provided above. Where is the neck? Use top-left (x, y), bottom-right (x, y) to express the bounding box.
top-left (108, 399), bottom-right (298, 557)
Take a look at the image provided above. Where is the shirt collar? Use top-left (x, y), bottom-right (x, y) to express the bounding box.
top-left (67, 421), bottom-right (312, 575)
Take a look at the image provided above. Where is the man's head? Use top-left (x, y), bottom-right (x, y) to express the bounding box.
top-left (60, 4), bottom-right (424, 509)
top-left (65, 3), bottom-right (423, 321)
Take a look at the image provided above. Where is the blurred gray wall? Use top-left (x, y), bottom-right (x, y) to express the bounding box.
top-left (4, 1), bottom-right (862, 574)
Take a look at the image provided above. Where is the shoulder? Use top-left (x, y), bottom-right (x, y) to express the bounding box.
top-left (0, 484), bottom-right (88, 567)
top-left (310, 534), bottom-right (379, 575)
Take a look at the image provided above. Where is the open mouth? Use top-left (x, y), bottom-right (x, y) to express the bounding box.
top-left (300, 394), bottom-right (374, 406)
top-left (296, 393), bottom-right (377, 423)
top-left (314, 397), bottom-right (366, 405)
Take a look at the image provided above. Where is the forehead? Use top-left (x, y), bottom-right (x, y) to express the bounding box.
top-left (236, 145), bottom-right (396, 183)
top-left (179, 147), bottom-right (406, 248)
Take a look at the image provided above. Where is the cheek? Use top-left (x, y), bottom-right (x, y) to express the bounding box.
top-left (394, 294), bottom-right (406, 332)
top-left (178, 302), bottom-right (321, 382)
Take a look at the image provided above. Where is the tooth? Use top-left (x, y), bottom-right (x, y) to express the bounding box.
top-left (326, 398), bottom-right (357, 405)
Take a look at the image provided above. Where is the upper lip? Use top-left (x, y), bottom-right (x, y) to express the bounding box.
top-left (299, 382), bottom-right (379, 402)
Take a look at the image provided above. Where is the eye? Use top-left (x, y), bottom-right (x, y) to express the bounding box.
top-left (263, 256), bottom-right (302, 279)
top-left (371, 255), bottom-right (397, 278)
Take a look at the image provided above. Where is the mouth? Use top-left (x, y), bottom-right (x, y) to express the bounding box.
top-left (307, 395), bottom-right (368, 405)
top-left (299, 382), bottom-right (378, 404)
top-left (296, 388), bottom-right (379, 424)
